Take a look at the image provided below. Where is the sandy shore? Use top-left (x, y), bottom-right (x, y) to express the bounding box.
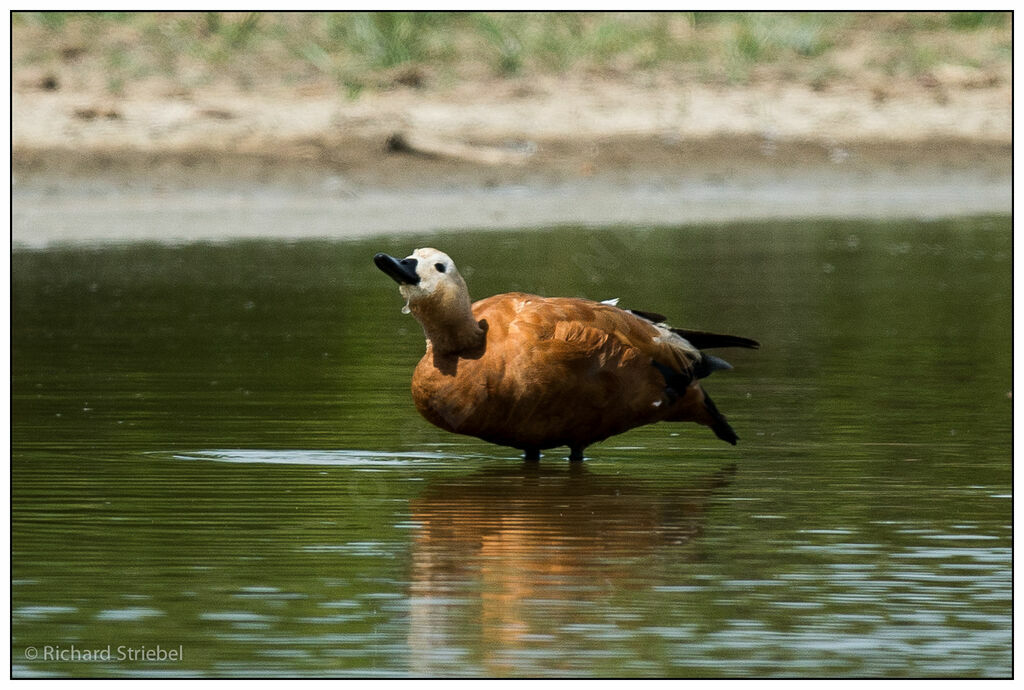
top-left (11, 75), bottom-right (1012, 247)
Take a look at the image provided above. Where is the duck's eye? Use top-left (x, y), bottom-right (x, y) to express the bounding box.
top-left (434, 263), bottom-right (446, 273)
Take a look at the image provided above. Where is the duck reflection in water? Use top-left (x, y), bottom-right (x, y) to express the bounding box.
top-left (407, 462), bottom-right (736, 675)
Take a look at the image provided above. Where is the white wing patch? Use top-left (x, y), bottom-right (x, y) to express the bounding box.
top-left (652, 324), bottom-right (701, 363)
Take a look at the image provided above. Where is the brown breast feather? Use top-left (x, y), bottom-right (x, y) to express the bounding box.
top-left (411, 293), bottom-right (700, 449)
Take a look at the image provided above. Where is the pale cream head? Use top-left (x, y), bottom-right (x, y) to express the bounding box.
top-left (396, 248), bottom-right (465, 305)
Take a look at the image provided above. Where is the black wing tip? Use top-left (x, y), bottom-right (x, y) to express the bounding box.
top-left (628, 308), bottom-right (668, 323)
top-left (672, 328), bottom-right (760, 351)
top-left (625, 306), bottom-right (760, 350)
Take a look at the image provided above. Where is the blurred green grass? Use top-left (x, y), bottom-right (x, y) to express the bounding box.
top-left (12, 11), bottom-right (1012, 97)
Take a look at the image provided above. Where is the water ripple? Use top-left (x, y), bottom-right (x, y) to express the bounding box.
top-left (171, 449), bottom-right (458, 467)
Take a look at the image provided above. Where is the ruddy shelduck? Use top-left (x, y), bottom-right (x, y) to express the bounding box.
top-left (374, 248), bottom-right (758, 461)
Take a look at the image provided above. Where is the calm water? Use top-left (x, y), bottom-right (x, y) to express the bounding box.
top-left (12, 219), bottom-right (1012, 677)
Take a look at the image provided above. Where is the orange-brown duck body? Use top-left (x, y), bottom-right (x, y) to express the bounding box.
top-left (374, 248), bottom-right (758, 461)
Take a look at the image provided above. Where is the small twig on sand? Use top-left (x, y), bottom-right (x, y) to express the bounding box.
top-left (386, 131), bottom-right (533, 166)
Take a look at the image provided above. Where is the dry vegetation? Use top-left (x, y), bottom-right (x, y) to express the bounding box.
top-left (13, 12), bottom-right (1010, 99)
top-left (11, 11), bottom-right (1012, 180)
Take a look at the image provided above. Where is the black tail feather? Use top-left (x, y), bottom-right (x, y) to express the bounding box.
top-left (703, 392), bottom-right (739, 445)
top-left (691, 353), bottom-right (732, 380)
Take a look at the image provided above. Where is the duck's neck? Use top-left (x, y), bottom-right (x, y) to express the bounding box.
top-left (409, 291), bottom-right (487, 356)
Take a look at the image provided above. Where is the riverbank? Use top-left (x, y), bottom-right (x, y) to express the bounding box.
top-left (11, 12), bottom-right (1011, 246)
top-left (11, 74), bottom-right (1012, 248)
top-left (12, 135), bottom-right (1010, 248)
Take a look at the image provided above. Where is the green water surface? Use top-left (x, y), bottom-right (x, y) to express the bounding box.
top-left (11, 218), bottom-right (1012, 677)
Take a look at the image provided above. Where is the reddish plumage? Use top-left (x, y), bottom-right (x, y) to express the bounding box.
top-left (374, 248), bottom-right (758, 461)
